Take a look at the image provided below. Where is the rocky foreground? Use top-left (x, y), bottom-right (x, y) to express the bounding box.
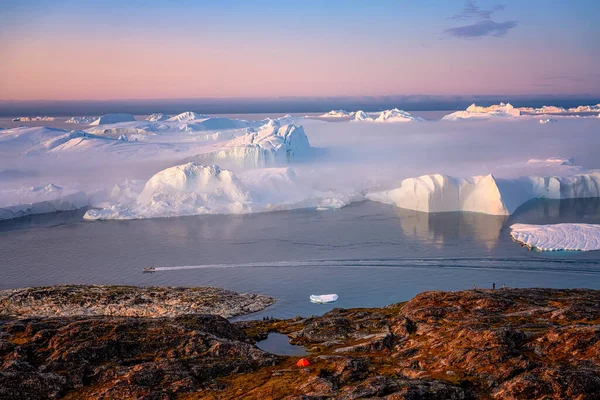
top-left (1, 288), bottom-right (599, 399)
top-left (0, 285), bottom-right (274, 319)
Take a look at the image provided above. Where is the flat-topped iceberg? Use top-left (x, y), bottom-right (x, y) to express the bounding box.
top-left (375, 108), bottom-right (423, 122)
top-left (442, 103), bottom-right (521, 120)
top-left (510, 223), bottom-right (600, 252)
top-left (89, 114), bottom-right (136, 126)
top-left (189, 120), bottom-right (311, 168)
top-left (367, 172), bottom-right (600, 216)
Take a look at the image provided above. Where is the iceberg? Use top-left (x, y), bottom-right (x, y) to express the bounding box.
top-left (375, 108), bottom-right (424, 122)
top-left (539, 118), bottom-right (556, 124)
top-left (188, 120), bottom-right (311, 168)
top-left (442, 103), bottom-right (521, 120)
top-left (568, 104), bottom-right (600, 113)
top-left (310, 294), bottom-right (339, 304)
top-left (366, 172), bottom-right (600, 216)
top-left (510, 223), bottom-right (600, 252)
top-left (353, 110), bottom-right (373, 121)
top-left (519, 106), bottom-right (567, 114)
top-left (85, 163), bottom-right (255, 220)
top-left (0, 184), bottom-right (88, 221)
top-left (319, 110), bottom-right (353, 118)
top-left (89, 113), bottom-right (136, 126)
top-left (66, 116), bottom-right (95, 124)
top-left (166, 111), bottom-right (209, 122)
top-left (11, 116), bottom-right (55, 122)
top-left (145, 113), bottom-right (170, 122)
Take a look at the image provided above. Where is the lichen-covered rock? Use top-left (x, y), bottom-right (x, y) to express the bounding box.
top-left (0, 285), bottom-right (274, 319)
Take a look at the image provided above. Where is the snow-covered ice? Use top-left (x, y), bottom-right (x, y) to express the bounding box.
top-left (353, 110), bottom-right (373, 121)
top-left (66, 116), bottom-right (95, 124)
top-left (89, 113), bottom-right (136, 125)
top-left (166, 111), bottom-right (209, 122)
top-left (12, 116), bottom-right (55, 122)
top-left (510, 223), bottom-right (600, 251)
top-left (375, 108), bottom-right (423, 122)
top-left (146, 113), bottom-right (170, 122)
top-left (319, 110), bottom-right (353, 118)
top-left (0, 184), bottom-right (88, 221)
top-left (442, 103), bottom-right (521, 120)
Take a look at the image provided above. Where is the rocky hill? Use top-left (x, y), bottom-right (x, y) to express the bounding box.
top-left (1, 287), bottom-right (599, 399)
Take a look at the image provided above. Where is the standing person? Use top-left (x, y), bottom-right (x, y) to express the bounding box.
top-left (493, 283), bottom-right (496, 290)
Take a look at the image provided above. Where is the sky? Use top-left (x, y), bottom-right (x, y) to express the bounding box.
top-left (0, 0), bottom-right (599, 101)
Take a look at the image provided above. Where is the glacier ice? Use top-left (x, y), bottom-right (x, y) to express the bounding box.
top-left (0, 184), bottom-right (88, 221)
top-left (510, 223), bottom-right (600, 251)
top-left (166, 111), bottom-right (209, 122)
top-left (66, 116), bottom-right (95, 124)
top-left (353, 110), bottom-right (373, 121)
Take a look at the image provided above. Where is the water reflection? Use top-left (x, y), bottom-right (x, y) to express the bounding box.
top-left (397, 208), bottom-right (507, 250)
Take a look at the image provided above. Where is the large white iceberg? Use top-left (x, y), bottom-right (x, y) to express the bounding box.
top-left (510, 223), bottom-right (600, 252)
top-left (89, 114), bottom-right (136, 125)
top-left (84, 162), bottom-right (351, 220)
top-left (189, 120), bottom-right (311, 168)
top-left (375, 108), bottom-right (423, 122)
top-left (442, 103), bottom-right (521, 120)
top-left (366, 172), bottom-right (600, 216)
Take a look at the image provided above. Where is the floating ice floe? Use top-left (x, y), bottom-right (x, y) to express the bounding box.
top-left (510, 223), bottom-right (600, 251)
top-left (375, 108), bottom-right (424, 122)
top-left (310, 294), bottom-right (339, 304)
top-left (539, 118), bottom-right (557, 124)
top-left (366, 172), bottom-right (600, 216)
top-left (89, 114), bottom-right (136, 126)
top-left (442, 103), bottom-right (521, 120)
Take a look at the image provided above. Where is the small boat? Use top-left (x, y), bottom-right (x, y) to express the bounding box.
top-left (143, 267), bottom-right (156, 273)
top-left (310, 294), bottom-right (338, 304)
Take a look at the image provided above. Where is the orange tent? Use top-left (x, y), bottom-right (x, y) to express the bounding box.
top-left (296, 358), bottom-right (310, 367)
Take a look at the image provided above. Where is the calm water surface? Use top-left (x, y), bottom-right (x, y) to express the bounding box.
top-left (1, 200), bottom-right (600, 319)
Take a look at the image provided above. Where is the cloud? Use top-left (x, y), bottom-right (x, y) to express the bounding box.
top-left (451, 0), bottom-right (505, 20)
top-left (445, 1), bottom-right (517, 39)
top-left (445, 20), bottom-right (518, 38)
